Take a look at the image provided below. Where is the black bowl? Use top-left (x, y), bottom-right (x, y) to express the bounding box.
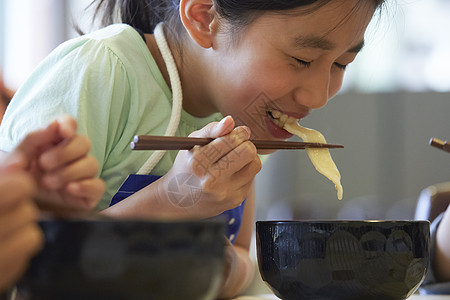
top-left (17, 218), bottom-right (225, 300)
top-left (256, 220), bottom-right (430, 300)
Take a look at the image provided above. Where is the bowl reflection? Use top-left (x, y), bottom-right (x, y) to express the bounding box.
top-left (256, 220), bottom-right (430, 300)
top-left (18, 218), bottom-right (225, 300)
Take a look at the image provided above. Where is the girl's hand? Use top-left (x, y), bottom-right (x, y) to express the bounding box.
top-left (160, 116), bottom-right (262, 218)
top-left (14, 115), bottom-right (105, 210)
top-left (0, 154), bottom-right (43, 292)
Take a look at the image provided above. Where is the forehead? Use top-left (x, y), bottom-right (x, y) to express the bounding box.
top-left (248, 0), bottom-right (376, 51)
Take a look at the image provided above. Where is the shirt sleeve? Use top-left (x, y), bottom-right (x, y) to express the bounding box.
top-left (0, 37), bottom-right (132, 176)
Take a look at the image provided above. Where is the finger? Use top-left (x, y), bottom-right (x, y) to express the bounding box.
top-left (13, 115), bottom-right (78, 168)
top-left (208, 140), bottom-right (257, 177)
top-left (230, 156), bottom-right (262, 188)
top-left (191, 127), bottom-right (251, 175)
top-left (0, 172), bottom-right (36, 211)
top-left (56, 114), bottom-right (77, 140)
top-left (64, 177), bottom-right (105, 209)
top-left (232, 181), bottom-right (254, 207)
top-left (39, 134), bottom-right (92, 172)
top-left (199, 142), bottom-right (258, 200)
top-left (189, 115), bottom-right (235, 139)
top-left (0, 152), bottom-right (27, 172)
top-left (41, 154), bottom-right (98, 189)
top-left (13, 121), bottom-right (60, 165)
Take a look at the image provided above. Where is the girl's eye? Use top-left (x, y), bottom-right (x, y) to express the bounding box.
top-left (293, 57), bottom-right (311, 68)
top-left (334, 62), bottom-right (348, 71)
top-left (292, 57), bottom-right (349, 70)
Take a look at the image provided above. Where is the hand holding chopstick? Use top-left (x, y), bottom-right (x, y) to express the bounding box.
top-left (130, 135), bottom-right (344, 151)
top-left (430, 137), bottom-right (450, 153)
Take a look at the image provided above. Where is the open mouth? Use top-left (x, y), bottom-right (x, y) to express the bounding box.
top-left (267, 109), bottom-right (298, 128)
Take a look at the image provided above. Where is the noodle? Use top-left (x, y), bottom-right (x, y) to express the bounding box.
top-left (284, 119), bottom-right (343, 200)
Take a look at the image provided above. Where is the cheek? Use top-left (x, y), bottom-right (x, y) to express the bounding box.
top-left (222, 68), bottom-right (278, 109)
top-left (329, 73), bottom-right (344, 98)
top-left (216, 51), bottom-right (291, 116)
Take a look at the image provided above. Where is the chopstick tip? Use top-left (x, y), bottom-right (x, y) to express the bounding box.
top-left (430, 137), bottom-right (445, 148)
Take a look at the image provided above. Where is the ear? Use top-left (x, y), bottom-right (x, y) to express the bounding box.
top-left (180, 0), bottom-right (218, 49)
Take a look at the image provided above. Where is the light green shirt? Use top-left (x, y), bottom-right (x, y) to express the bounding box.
top-left (0, 24), bottom-right (223, 209)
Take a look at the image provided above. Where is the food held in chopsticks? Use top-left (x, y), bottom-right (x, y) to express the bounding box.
top-left (269, 110), bottom-right (343, 200)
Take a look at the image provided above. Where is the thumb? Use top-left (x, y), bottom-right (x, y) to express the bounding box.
top-left (190, 115), bottom-right (235, 139)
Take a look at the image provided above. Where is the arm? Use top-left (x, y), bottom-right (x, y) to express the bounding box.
top-left (217, 181), bottom-right (256, 299)
top-left (0, 153), bottom-right (43, 293)
top-left (434, 207), bottom-right (450, 282)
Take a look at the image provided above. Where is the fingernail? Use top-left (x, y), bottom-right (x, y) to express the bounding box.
top-left (218, 116), bottom-right (230, 127)
top-left (243, 126), bottom-right (251, 136)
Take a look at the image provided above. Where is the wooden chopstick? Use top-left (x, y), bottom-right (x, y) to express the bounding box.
top-left (130, 135), bottom-right (344, 150)
top-left (430, 137), bottom-right (450, 153)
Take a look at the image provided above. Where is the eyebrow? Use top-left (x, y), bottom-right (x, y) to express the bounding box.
top-left (293, 35), bottom-right (365, 53)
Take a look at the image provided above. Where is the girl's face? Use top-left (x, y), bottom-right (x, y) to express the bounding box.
top-left (206, 0), bottom-right (376, 150)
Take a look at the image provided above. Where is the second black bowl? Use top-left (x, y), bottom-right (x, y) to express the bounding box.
top-left (256, 220), bottom-right (430, 300)
top-left (18, 218), bottom-right (225, 300)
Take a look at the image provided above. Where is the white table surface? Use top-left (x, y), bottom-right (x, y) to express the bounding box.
top-left (233, 294), bottom-right (450, 300)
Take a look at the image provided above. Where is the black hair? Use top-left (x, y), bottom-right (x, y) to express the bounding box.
top-left (90, 0), bottom-right (385, 30)
top-left (86, 0), bottom-right (386, 48)
top-left (88, 0), bottom-right (178, 34)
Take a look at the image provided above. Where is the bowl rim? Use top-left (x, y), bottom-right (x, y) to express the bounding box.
top-left (256, 219), bottom-right (430, 225)
top-left (38, 217), bottom-right (226, 227)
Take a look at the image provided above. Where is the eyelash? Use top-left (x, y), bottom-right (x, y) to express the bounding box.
top-left (293, 57), bottom-right (348, 71)
top-left (293, 58), bottom-right (311, 68)
top-left (334, 63), bottom-right (348, 71)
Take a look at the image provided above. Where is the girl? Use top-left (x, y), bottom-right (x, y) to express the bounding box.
top-left (0, 115), bottom-right (105, 293)
top-left (0, 0), bottom-right (385, 297)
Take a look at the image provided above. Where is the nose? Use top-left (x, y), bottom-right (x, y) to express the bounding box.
top-left (292, 67), bottom-right (333, 109)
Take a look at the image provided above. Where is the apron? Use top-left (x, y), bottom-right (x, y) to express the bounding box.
top-left (110, 174), bottom-right (245, 244)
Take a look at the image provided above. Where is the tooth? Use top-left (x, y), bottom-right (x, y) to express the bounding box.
top-left (272, 110), bottom-right (282, 118)
top-left (280, 114), bottom-right (288, 124)
top-left (287, 116), bottom-right (297, 124)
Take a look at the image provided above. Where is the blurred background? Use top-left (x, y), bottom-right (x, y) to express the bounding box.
top-left (1, 0), bottom-right (449, 221)
top-left (1, 0), bottom-right (450, 295)
top-left (0, 0), bottom-right (450, 220)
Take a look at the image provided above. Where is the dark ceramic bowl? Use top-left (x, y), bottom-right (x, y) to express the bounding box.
top-left (256, 220), bottom-right (430, 300)
top-left (17, 218), bottom-right (225, 300)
